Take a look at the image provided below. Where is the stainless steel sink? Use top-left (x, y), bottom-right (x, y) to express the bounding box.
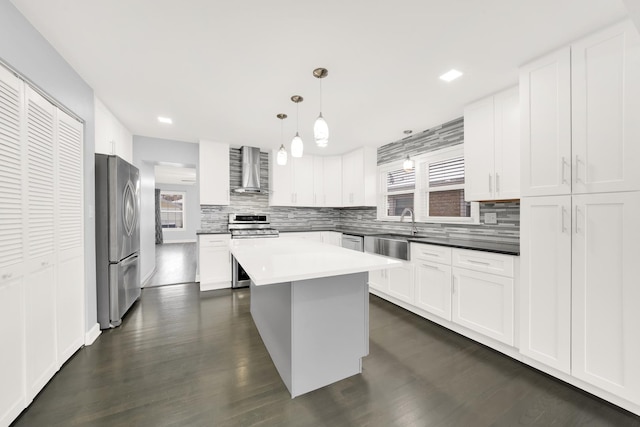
top-left (364, 234), bottom-right (411, 260)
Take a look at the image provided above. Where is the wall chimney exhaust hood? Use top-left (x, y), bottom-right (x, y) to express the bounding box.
top-left (234, 146), bottom-right (264, 193)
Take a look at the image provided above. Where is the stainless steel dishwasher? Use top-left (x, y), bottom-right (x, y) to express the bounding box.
top-left (341, 234), bottom-right (364, 251)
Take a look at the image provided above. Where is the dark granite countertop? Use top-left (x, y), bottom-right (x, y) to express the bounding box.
top-left (196, 230), bottom-right (230, 235)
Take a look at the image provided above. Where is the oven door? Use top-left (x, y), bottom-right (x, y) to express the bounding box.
top-left (232, 256), bottom-right (251, 288)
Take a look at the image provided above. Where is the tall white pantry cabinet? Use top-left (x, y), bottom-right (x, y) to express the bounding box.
top-left (0, 65), bottom-right (85, 427)
top-left (519, 19), bottom-right (640, 409)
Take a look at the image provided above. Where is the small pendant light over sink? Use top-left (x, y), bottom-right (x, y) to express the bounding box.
top-left (290, 95), bottom-right (304, 158)
top-left (402, 130), bottom-right (414, 172)
top-left (313, 67), bottom-right (329, 148)
top-left (276, 113), bottom-right (288, 166)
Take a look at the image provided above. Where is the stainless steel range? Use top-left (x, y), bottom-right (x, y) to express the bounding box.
top-left (228, 214), bottom-right (278, 288)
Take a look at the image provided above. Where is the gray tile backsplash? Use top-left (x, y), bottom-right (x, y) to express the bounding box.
top-left (201, 122), bottom-right (520, 245)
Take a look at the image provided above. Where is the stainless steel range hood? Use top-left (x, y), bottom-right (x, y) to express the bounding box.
top-left (234, 146), bottom-right (264, 193)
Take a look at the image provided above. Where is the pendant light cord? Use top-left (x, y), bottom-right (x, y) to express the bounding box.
top-left (319, 78), bottom-right (323, 113)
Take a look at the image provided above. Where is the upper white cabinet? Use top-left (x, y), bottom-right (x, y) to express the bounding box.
top-left (269, 154), bottom-right (314, 206)
top-left (519, 196), bottom-right (572, 374)
top-left (571, 192), bottom-right (640, 403)
top-left (199, 140), bottom-right (230, 205)
top-left (464, 86), bottom-right (520, 201)
top-left (94, 95), bottom-right (133, 163)
top-left (571, 21), bottom-right (640, 194)
top-left (322, 156), bottom-right (343, 207)
top-left (342, 147), bottom-right (377, 207)
top-left (521, 20), bottom-right (640, 197)
top-left (313, 157), bottom-right (324, 207)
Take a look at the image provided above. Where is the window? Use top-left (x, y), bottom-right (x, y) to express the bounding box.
top-left (160, 191), bottom-right (186, 230)
top-left (378, 146), bottom-right (478, 223)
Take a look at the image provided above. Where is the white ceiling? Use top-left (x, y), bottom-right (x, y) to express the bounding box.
top-left (154, 165), bottom-right (196, 186)
top-left (11, 0), bottom-right (630, 155)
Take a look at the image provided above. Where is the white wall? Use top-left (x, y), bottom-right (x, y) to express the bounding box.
top-left (0, 0), bottom-right (97, 333)
top-left (132, 136), bottom-right (199, 283)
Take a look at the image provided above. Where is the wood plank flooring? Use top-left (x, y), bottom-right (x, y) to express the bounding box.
top-left (12, 284), bottom-right (640, 427)
top-left (144, 242), bottom-right (197, 287)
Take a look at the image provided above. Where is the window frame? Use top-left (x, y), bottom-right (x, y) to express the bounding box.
top-left (377, 145), bottom-right (479, 224)
top-left (160, 190), bottom-right (187, 231)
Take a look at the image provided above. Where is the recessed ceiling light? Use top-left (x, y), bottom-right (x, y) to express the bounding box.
top-left (157, 116), bottom-right (173, 124)
top-left (439, 69), bottom-right (463, 82)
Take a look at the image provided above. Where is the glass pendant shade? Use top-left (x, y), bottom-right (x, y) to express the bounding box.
top-left (291, 132), bottom-right (304, 158)
top-left (314, 113), bottom-right (329, 147)
top-left (277, 144), bottom-right (288, 165)
top-left (403, 155), bottom-right (415, 172)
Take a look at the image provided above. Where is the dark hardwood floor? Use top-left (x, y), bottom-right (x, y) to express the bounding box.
top-left (12, 284), bottom-right (640, 427)
top-left (144, 242), bottom-right (197, 287)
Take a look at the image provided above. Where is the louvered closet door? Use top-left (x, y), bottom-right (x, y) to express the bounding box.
top-left (24, 86), bottom-right (58, 401)
top-left (56, 110), bottom-right (84, 362)
top-left (0, 66), bottom-right (27, 427)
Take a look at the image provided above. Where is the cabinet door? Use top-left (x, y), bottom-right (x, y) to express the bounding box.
top-left (494, 87), bottom-right (520, 200)
top-left (520, 196), bottom-right (571, 373)
top-left (321, 232), bottom-right (342, 246)
top-left (323, 156), bottom-right (343, 207)
top-left (368, 269), bottom-right (388, 293)
top-left (292, 155), bottom-right (315, 206)
top-left (342, 150), bottom-right (361, 206)
top-left (388, 262), bottom-right (414, 304)
top-left (572, 192), bottom-right (640, 402)
top-left (199, 141), bottom-right (230, 205)
top-left (464, 96), bottom-right (495, 201)
top-left (0, 274), bottom-right (26, 427)
top-left (313, 156), bottom-right (324, 206)
top-left (520, 47), bottom-right (572, 197)
top-left (269, 149), bottom-right (293, 206)
top-left (414, 261), bottom-right (452, 321)
top-left (572, 21), bottom-right (640, 194)
top-left (199, 245), bottom-right (231, 289)
top-left (452, 268), bottom-right (514, 346)
top-left (56, 111), bottom-right (84, 363)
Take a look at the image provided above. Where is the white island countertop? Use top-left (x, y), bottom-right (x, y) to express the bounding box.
top-left (230, 237), bottom-right (402, 286)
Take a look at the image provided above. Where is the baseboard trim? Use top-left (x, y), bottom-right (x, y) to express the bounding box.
top-left (85, 323), bottom-right (101, 346)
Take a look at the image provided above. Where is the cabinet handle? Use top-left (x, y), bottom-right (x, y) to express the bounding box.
top-left (561, 206), bottom-right (567, 233)
top-left (420, 251), bottom-right (439, 257)
top-left (488, 174), bottom-right (492, 193)
top-left (421, 263), bottom-right (439, 270)
top-left (41, 261), bottom-right (49, 267)
top-left (467, 259), bottom-right (491, 266)
top-left (496, 173), bottom-right (500, 193)
top-left (561, 157), bottom-right (568, 184)
top-left (575, 205), bottom-right (580, 234)
top-left (1, 273), bottom-right (12, 280)
top-left (452, 277), bottom-right (456, 294)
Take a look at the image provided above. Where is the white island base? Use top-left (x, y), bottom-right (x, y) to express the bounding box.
top-left (250, 272), bottom-right (369, 398)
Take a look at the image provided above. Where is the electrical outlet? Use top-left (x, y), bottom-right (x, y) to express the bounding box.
top-left (484, 212), bottom-right (497, 224)
top-left (288, 213), bottom-right (294, 219)
top-left (357, 215), bottom-right (363, 220)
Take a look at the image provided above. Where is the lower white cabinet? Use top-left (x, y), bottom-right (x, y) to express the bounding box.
top-left (198, 235), bottom-right (231, 291)
top-left (452, 268), bottom-right (514, 346)
top-left (414, 261), bottom-right (452, 321)
top-left (281, 232), bottom-right (323, 242)
top-left (368, 268), bottom-right (388, 293)
top-left (571, 192), bottom-right (640, 403)
top-left (321, 232), bottom-right (342, 246)
top-left (0, 274), bottom-right (26, 427)
top-left (368, 261), bottom-right (413, 304)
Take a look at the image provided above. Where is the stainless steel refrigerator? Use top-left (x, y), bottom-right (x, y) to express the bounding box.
top-left (95, 154), bottom-right (141, 329)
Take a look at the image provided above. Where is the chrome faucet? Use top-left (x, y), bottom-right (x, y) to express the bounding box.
top-left (400, 208), bottom-right (418, 235)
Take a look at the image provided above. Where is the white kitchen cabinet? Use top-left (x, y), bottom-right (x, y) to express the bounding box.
top-left (572, 192), bottom-right (640, 403)
top-left (368, 268), bottom-right (388, 293)
top-left (369, 261), bottom-right (414, 304)
top-left (269, 152), bottom-right (314, 206)
top-left (412, 243), bottom-right (452, 321)
top-left (199, 140), bottom-right (230, 205)
top-left (571, 20), bottom-right (640, 194)
top-left (519, 196), bottom-right (572, 374)
top-left (0, 273), bottom-right (26, 427)
top-left (198, 234), bottom-right (231, 291)
top-left (321, 231), bottom-right (342, 246)
top-left (313, 157), bottom-right (324, 206)
top-left (521, 20), bottom-right (640, 197)
top-left (323, 156), bottom-right (343, 207)
top-left (464, 86), bottom-right (520, 201)
top-left (281, 232), bottom-right (323, 242)
top-left (452, 267), bottom-right (514, 346)
top-left (342, 147), bottom-right (377, 207)
top-left (520, 46), bottom-right (572, 197)
top-left (94, 95), bottom-right (133, 163)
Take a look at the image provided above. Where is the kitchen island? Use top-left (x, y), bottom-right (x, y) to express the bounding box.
top-left (230, 237), bottom-right (401, 398)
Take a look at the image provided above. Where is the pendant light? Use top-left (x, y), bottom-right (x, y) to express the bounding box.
top-left (276, 113), bottom-right (288, 166)
top-left (402, 130), bottom-right (414, 172)
top-left (313, 67), bottom-right (329, 148)
top-left (290, 95), bottom-right (304, 158)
